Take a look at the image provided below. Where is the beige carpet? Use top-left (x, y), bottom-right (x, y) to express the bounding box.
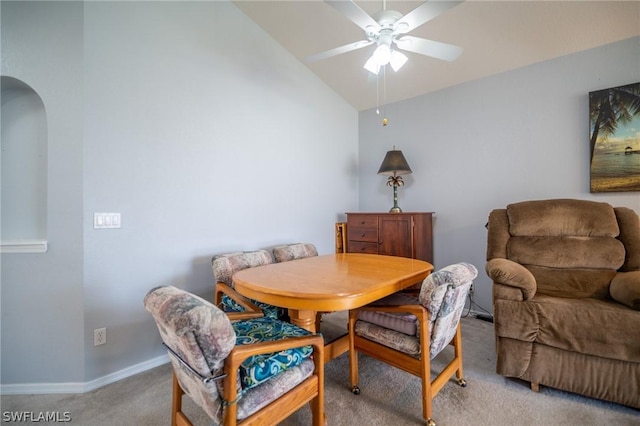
top-left (2, 316), bottom-right (638, 425)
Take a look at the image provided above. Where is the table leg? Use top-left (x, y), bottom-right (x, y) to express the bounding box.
top-left (288, 309), bottom-right (317, 333)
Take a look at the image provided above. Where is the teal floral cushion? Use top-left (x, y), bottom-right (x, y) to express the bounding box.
top-left (212, 250), bottom-right (286, 320)
top-left (232, 318), bottom-right (313, 391)
top-left (221, 294), bottom-right (283, 320)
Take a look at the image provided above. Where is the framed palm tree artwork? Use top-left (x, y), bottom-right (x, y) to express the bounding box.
top-left (589, 82), bottom-right (640, 192)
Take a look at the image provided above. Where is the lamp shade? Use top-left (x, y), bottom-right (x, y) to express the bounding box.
top-left (377, 150), bottom-right (412, 176)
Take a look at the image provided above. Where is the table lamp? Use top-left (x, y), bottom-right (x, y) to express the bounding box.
top-left (377, 147), bottom-right (412, 213)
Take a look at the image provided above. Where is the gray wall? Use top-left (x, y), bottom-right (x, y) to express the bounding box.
top-left (1, 1), bottom-right (358, 390)
top-left (359, 36), bottom-right (640, 312)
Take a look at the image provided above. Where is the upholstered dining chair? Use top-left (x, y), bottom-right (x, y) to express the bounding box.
top-left (212, 250), bottom-right (285, 321)
top-left (272, 243), bottom-right (318, 263)
top-left (144, 285), bottom-right (325, 426)
top-left (348, 262), bottom-right (478, 426)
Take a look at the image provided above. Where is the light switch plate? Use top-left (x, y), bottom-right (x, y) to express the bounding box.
top-left (94, 213), bottom-right (121, 229)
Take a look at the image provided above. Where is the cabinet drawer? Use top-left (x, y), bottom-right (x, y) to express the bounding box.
top-left (347, 241), bottom-right (379, 254)
top-left (348, 215), bottom-right (378, 228)
top-left (348, 227), bottom-right (378, 242)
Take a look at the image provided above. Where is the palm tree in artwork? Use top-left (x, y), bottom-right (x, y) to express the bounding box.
top-left (589, 82), bottom-right (640, 162)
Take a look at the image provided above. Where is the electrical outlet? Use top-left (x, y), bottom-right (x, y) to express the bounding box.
top-left (470, 284), bottom-right (475, 294)
top-left (94, 327), bottom-right (107, 346)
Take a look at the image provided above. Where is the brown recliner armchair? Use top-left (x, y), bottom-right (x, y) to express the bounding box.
top-left (485, 199), bottom-right (640, 408)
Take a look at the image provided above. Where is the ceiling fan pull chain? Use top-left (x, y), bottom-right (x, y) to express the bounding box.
top-left (382, 66), bottom-right (388, 126)
top-left (376, 72), bottom-right (380, 115)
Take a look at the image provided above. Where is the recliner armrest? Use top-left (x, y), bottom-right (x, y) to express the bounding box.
top-left (610, 270), bottom-right (640, 311)
top-left (486, 258), bottom-right (536, 300)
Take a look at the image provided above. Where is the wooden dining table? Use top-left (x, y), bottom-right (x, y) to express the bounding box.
top-left (232, 253), bottom-right (433, 362)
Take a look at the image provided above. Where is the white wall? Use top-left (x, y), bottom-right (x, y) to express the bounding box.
top-left (359, 36), bottom-right (640, 313)
top-left (1, 0), bottom-right (358, 389)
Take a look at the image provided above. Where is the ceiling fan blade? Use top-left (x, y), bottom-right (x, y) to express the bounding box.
top-left (395, 36), bottom-right (463, 62)
top-left (396, 1), bottom-right (464, 34)
top-left (306, 40), bottom-right (374, 63)
top-left (325, 0), bottom-right (380, 33)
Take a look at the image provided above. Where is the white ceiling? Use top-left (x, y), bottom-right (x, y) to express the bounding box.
top-left (234, 1), bottom-right (640, 111)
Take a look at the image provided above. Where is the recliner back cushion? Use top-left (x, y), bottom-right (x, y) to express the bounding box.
top-left (507, 199), bottom-right (620, 238)
top-left (505, 199), bottom-right (626, 298)
top-left (508, 236), bottom-right (625, 269)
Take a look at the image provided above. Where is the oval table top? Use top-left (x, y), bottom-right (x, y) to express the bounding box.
top-left (232, 253), bottom-right (434, 312)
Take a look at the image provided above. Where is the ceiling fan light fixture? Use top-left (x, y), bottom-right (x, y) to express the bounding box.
top-left (372, 43), bottom-right (391, 65)
top-left (389, 50), bottom-right (408, 72)
top-left (364, 56), bottom-right (381, 74)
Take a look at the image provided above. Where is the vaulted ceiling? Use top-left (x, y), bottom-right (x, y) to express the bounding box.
top-left (234, 1), bottom-right (640, 111)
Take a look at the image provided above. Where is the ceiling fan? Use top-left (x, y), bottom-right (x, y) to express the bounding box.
top-left (306, 0), bottom-right (464, 75)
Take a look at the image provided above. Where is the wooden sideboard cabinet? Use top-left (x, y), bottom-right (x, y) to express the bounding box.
top-left (345, 212), bottom-right (433, 263)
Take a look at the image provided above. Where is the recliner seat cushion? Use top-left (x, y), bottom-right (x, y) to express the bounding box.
top-left (495, 295), bottom-right (640, 363)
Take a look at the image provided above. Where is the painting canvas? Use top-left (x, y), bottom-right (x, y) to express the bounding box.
top-left (589, 82), bottom-right (640, 192)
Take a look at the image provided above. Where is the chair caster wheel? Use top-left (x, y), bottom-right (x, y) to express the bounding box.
top-left (351, 385), bottom-right (360, 395)
top-left (427, 419), bottom-right (436, 426)
top-left (457, 378), bottom-right (467, 387)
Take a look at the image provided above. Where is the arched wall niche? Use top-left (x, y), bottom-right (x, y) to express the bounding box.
top-left (1, 75), bottom-right (48, 253)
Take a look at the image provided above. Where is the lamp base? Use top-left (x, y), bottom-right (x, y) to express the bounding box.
top-left (389, 206), bottom-right (403, 213)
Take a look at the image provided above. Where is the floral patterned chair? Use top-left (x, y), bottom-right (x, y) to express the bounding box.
top-left (144, 285), bottom-right (325, 426)
top-left (348, 263), bottom-right (478, 426)
top-left (212, 250), bottom-right (285, 320)
top-left (271, 243), bottom-right (318, 263)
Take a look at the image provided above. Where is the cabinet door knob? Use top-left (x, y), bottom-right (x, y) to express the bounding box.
top-left (360, 233), bottom-right (366, 237)
top-left (360, 221), bottom-right (365, 224)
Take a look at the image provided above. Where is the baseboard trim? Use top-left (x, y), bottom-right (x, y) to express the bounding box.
top-left (0, 354), bottom-right (169, 395)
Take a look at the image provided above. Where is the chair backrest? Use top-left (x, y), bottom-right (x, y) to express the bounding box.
top-left (487, 199), bottom-right (635, 298)
top-left (272, 243), bottom-right (318, 262)
top-left (144, 286), bottom-right (235, 422)
top-left (211, 250), bottom-right (273, 287)
top-left (419, 263), bottom-right (478, 358)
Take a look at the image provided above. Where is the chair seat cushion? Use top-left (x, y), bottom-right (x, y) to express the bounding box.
top-left (355, 320), bottom-right (421, 357)
top-left (221, 294), bottom-right (284, 320)
top-left (237, 358), bottom-right (315, 420)
top-left (232, 318), bottom-right (314, 391)
top-left (357, 292), bottom-right (420, 336)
